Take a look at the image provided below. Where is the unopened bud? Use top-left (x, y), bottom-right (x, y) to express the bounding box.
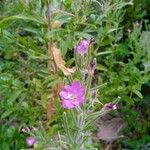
top-left (75, 37), bottom-right (95, 56)
top-left (88, 58), bottom-right (96, 74)
top-left (104, 103), bottom-right (117, 110)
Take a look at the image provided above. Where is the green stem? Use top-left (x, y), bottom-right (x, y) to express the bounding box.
top-left (86, 47), bottom-right (91, 68)
top-left (63, 112), bottom-right (74, 145)
top-left (74, 48), bottom-right (83, 81)
top-left (70, 109), bottom-right (76, 125)
top-left (85, 74), bottom-right (93, 99)
top-left (67, 75), bottom-right (73, 84)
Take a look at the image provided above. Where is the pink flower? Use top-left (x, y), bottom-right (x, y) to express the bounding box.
top-left (26, 136), bottom-right (36, 147)
top-left (75, 38), bottom-right (95, 55)
top-left (59, 81), bottom-right (85, 109)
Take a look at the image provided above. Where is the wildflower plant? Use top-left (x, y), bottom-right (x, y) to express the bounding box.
top-left (15, 0), bottom-right (125, 149)
top-left (56, 38), bottom-right (118, 149)
top-left (21, 37), bottom-right (118, 150)
top-left (23, 38), bottom-right (118, 150)
top-left (62, 38), bottom-right (119, 149)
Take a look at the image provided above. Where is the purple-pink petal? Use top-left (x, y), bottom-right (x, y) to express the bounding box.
top-left (75, 39), bottom-right (91, 55)
top-left (59, 81), bottom-right (85, 109)
top-left (59, 91), bottom-right (68, 100)
top-left (62, 100), bottom-right (74, 109)
top-left (26, 136), bottom-right (36, 147)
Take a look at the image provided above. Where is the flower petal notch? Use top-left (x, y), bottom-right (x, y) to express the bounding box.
top-left (52, 46), bottom-right (76, 76)
top-left (59, 81), bottom-right (85, 109)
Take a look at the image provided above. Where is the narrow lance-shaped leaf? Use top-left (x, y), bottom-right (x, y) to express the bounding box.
top-left (0, 14), bottom-right (46, 27)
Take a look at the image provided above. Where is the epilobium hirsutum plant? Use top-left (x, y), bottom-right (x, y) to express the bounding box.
top-left (26, 38), bottom-right (118, 150)
top-left (56, 38), bottom-right (118, 149)
top-left (23, 38), bottom-right (118, 150)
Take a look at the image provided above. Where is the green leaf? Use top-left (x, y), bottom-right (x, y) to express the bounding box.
top-left (6, 90), bottom-right (22, 106)
top-left (100, 38), bottom-right (115, 46)
top-left (63, 0), bottom-right (73, 8)
top-left (41, 93), bottom-right (48, 108)
top-left (1, 109), bottom-right (14, 119)
top-left (133, 90), bottom-right (143, 99)
top-left (75, 32), bottom-right (92, 39)
top-left (96, 51), bottom-right (112, 56)
top-left (0, 14), bottom-right (46, 27)
top-left (96, 64), bottom-right (108, 71)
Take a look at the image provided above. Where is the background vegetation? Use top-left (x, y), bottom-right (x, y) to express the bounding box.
top-left (0, 0), bottom-right (150, 149)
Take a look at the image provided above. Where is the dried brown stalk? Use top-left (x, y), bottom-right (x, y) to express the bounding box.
top-left (45, 1), bottom-right (75, 121)
top-left (46, 0), bottom-right (57, 74)
top-left (46, 0), bottom-right (57, 120)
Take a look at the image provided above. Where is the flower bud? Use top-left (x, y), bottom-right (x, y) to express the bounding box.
top-left (104, 103), bottom-right (117, 110)
top-left (88, 58), bottom-right (96, 75)
top-left (75, 38), bottom-right (95, 56)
